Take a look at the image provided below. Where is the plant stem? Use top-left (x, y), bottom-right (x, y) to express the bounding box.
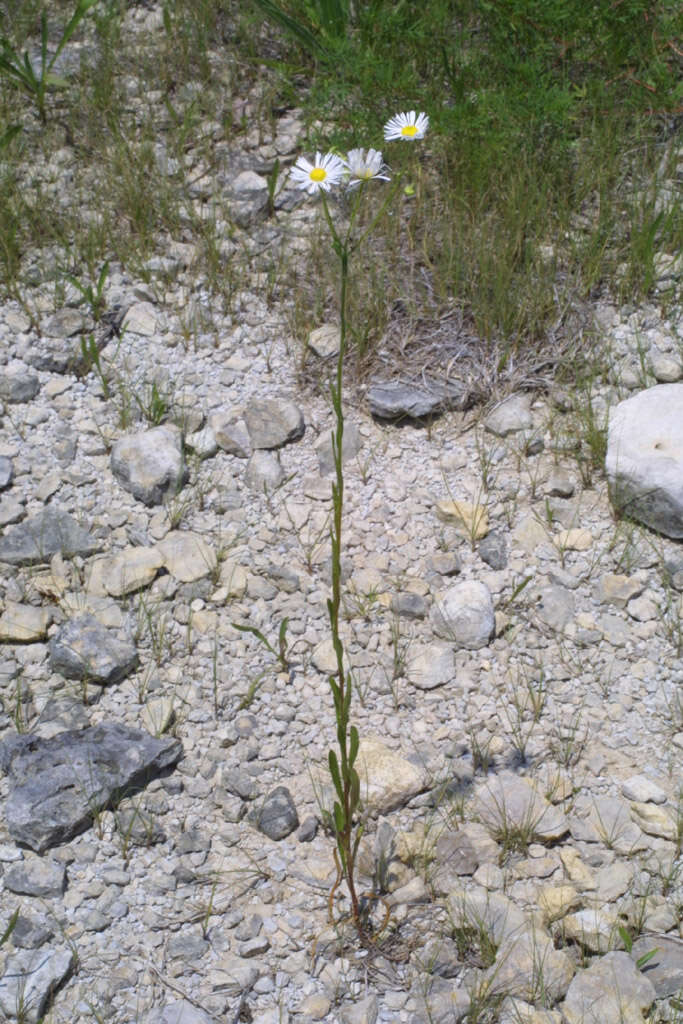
top-left (322, 192), bottom-right (363, 932)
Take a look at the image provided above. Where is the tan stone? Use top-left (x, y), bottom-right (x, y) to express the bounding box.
top-left (355, 737), bottom-right (425, 815)
top-left (559, 849), bottom-right (596, 891)
top-left (555, 528), bottom-right (592, 551)
top-left (595, 573), bottom-right (644, 608)
top-left (156, 531), bottom-right (217, 582)
top-left (86, 547), bottom-right (163, 597)
top-left (435, 499), bottom-right (489, 539)
top-left (218, 560), bottom-right (248, 599)
top-left (630, 801), bottom-right (677, 841)
top-left (0, 601), bottom-right (51, 642)
top-left (538, 884), bottom-right (581, 923)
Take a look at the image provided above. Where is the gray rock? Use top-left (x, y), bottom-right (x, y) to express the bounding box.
top-left (533, 585), bottom-right (575, 632)
top-left (207, 953), bottom-right (260, 994)
top-left (391, 592), bottom-right (427, 619)
top-left (484, 928), bottom-right (574, 1001)
top-left (0, 723), bottom-right (182, 852)
top-left (111, 425), bottom-right (185, 506)
top-left (368, 379), bottom-right (470, 420)
top-left (631, 935), bottom-right (683, 997)
top-left (315, 421), bottom-right (362, 475)
top-left (9, 914), bottom-right (54, 949)
top-left (447, 886), bottom-right (527, 946)
top-left (339, 995), bottom-right (378, 1024)
top-left (484, 394), bottom-right (533, 436)
top-left (0, 455), bottom-right (13, 490)
top-left (474, 772), bottom-right (569, 842)
top-left (430, 830), bottom-right (480, 893)
top-left (253, 786), bottom-right (299, 840)
top-left (4, 856), bottom-right (67, 897)
top-left (0, 508), bottom-right (101, 565)
top-left (426, 552), bottom-right (461, 576)
top-left (25, 334), bottom-right (82, 374)
top-left (43, 308), bottom-right (85, 338)
top-left (0, 947), bottom-right (74, 1023)
top-left (49, 614), bottom-right (138, 684)
top-left (606, 383), bottom-right (683, 538)
top-left (209, 411), bottom-right (252, 458)
top-left (297, 816), bottom-right (318, 842)
top-left (430, 581), bottom-right (495, 649)
top-left (308, 323), bottom-right (340, 359)
top-left (167, 934), bottom-right (210, 960)
top-left (245, 451), bottom-right (284, 492)
top-left (114, 805), bottom-right (166, 847)
top-left (478, 532), bottom-right (508, 570)
top-left (0, 367), bottom-right (40, 403)
top-left (146, 999), bottom-right (216, 1024)
top-left (409, 644), bottom-right (455, 690)
top-left (244, 397), bottom-right (305, 449)
top-left (562, 951), bottom-right (656, 1024)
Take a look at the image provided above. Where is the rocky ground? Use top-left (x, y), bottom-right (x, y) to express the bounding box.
top-left (1, 8), bottom-right (683, 1023)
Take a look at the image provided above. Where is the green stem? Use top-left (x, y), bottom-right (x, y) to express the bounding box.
top-left (321, 191), bottom-right (362, 932)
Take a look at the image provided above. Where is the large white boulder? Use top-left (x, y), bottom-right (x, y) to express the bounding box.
top-left (606, 383), bottom-right (683, 538)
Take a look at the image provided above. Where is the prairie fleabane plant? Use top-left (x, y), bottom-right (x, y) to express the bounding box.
top-left (292, 113), bottom-right (428, 940)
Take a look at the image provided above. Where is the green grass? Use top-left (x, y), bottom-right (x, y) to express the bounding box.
top-left (0, 0), bottom-right (680, 373)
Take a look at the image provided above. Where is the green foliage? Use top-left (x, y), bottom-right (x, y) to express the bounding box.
top-left (232, 618), bottom-right (292, 674)
top-left (0, 0), bottom-right (100, 123)
top-left (66, 260), bottom-right (109, 322)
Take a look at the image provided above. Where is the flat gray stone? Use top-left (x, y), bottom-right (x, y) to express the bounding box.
top-left (409, 643), bottom-right (455, 690)
top-left (0, 366), bottom-right (40, 403)
top-left (0, 508), bottom-right (101, 565)
top-left (245, 450), bottom-right (284, 492)
top-left (146, 1000), bottom-right (216, 1024)
top-left (9, 914), bottom-right (54, 950)
top-left (0, 723), bottom-right (182, 852)
top-left (0, 455), bottom-right (13, 490)
top-left (562, 951), bottom-right (656, 1024)
top-left (484, 928), bottom-right (574, 1001)
top-left (606, 383), bottom-right (683, 538)
top-left (484, 393), bottom-right (533, 436)
top-left (4, 856), bottom-right (67, 897)
top-left (631, 935), bottom-right (683, 997)
top-left (430, 581), bottom-right (495, 649)
top-left (49, 614), bottom-right (138, 684)
top-left (533, 584), bottom-right (575, 632)
top-left (244, 397), bottom-right (305, 449)
top-left (111, 425), bottom-right (185, 506)
top-left (368, 379), bottom-right (470, 420)
top-left (209, 410), bottom-right (252, 458)
top-left (4, 856), bottom-right (66, 897)
top-left (473, 772), bottom-right (569, 843)
top-left (0, 947), bottom-right (74, 1023)
top-left (315, 421), bottom-right (362, 475)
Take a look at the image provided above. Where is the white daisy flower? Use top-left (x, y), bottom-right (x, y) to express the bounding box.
top-left (383, 110), bottom-right (429, 142)
top-left (290, 151), bottom-right (345, 194)
top-left (343, 148), bottom-right (391, 188)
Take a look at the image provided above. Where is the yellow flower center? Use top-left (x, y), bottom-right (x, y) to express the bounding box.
top-left (310, 167), bottom-right (327, 182)
top-left (401, 124), bottom-right (418, 137)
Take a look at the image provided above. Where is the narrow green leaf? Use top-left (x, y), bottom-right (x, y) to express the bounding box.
top-left (0, 124), bottom-right (21, 150)
top-left (53, 0), bottom-right (100, 64)
top-left (636, 947), bottom-right (658, 970)
top-left (333, 801), bottom-right (345, 836)
top-left (252, 0), bottom-right (327, 57)
top-left (349, 725), bottom-right (359, 767)
top-left (0, 908), bottom-right (19, 947)
top-left (328, 749), bottom-right (344, 804)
